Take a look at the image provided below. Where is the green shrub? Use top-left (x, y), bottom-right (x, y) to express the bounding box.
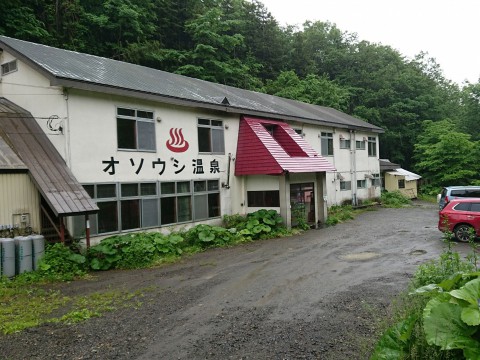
top-left (325, 205), bottom-right (355, 226)
top-left (36, 243), bottom-right (87, 281)
top-left (381, 190), bottom-right (411, 208)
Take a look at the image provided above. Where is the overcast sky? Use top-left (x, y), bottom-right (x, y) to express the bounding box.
top-left (259, 0), bottom-right (479, 86)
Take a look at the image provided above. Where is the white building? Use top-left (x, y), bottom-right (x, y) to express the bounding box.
top-left (0, 36), bottom-right (383, 244)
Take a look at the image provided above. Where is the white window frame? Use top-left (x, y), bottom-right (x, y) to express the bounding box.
top-left (198, 119), bottom-right (225, 154)
top-left (116, 107), bottom-right (156, 151)
top-left (321, 132), bottom-right (334, 156)
top-left (1, 60), bottom-right (17, 75)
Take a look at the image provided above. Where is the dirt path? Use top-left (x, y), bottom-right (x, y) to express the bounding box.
top-left (1, 201), bottom-right (464, 359)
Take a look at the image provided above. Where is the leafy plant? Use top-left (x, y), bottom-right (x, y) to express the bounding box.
top-left (325, 205), bottom-right (355, 226)
top-left (381, 191), bottom-right (411, 208)
top-left (37, 243), bottom-right (87, 281)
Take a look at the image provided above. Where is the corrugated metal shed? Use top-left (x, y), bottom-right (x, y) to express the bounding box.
top-left (0, 98), bottom-right (98, 216)
top-left (235, 116), bottom-right (336, 175)
top-left (0, 35), bottom-right (383, 133)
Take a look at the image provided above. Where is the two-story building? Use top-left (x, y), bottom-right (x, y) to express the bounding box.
top-left (0, 36), bottom-right (383, 244)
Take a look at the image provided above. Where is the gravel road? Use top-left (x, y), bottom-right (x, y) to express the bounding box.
top-left (1, 201), bottom-right (466, 359)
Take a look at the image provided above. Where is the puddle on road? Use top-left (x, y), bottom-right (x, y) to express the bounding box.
top-left (339, 252), bottom-right (381, 261)
top-left (409, 249), bottom-right (427, 256)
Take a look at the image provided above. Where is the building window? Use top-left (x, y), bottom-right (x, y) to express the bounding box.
top-left (117, 107), bottom-right (155, 151)
top-left (356, 140), bottom-right (366, 150)
top-left (368, 136), bottom-right (377, 157)
top-left (340, 181), bottom-right (351, 191)
top-left (1, 60), bottom-right (17, 75)
top-left (372, 173), bottom-right (381, 187)
top-left (321, 132), bottom-right (333, 156)
top-left (76, 180), bottom-right (220, 236)
top-left (340, 139), bottom-right (351, 149)
top-left (193, 180), bottom-right (221, 219)
top-left (398, 179), bottom-right (405, 189)
top-left (198, 119), bottom-right (225, 154)
top-left (357, 180), bottom-right (366, 189)
top-left (247, 191), bottom-right (280, 207)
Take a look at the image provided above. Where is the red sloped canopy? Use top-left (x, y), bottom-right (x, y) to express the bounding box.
top-left (235, 116), bottom-right (335, 175)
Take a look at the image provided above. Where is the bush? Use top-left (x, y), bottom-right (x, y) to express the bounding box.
top-left (37, 243), bottom-right (87, 281)
top-left (381, 190), bottom-right (411, 207)
top-left (325, 205), bottom-right (355, 226)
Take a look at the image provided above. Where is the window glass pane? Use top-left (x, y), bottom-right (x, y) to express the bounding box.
top-left (83, 185), bottom-right (95, 198)
top-left (161, 182), bottom-right (175, 194)
top-left (211, 120), bottom-right (223, 127)
top-left (208, 193), bottom-right (220, 217)
top-left (198, 119), bottom-right (210, 125)
top-left (247, 191), bottom-right (280, 207)
top-left (177, 181), bottom-right (190, 193)
top-left (194, 181), bottom-right (206, 192)
top-left (455, 203), bottom-right (470, 211)
top-left (72, 215), bottom-right (86, 238)
top-left (398, 180), bottom-right (405, 189)
top-left (121, 199), bottom-right (140, 230)
top-left (137, 110), bottom-right (153, 119)
top-left (198, 127), bottom-right (211, 152)
top-left (142, 198), bottom-right (159, 227)
top-left (117, 108), bottom-right (135, 117)
top-left (211, 128), bottom-right (225, 153)
top-left (140, 183), bottom-right (157, 196)
top-left (208, 180), bottom-right (219, 191)
top-left (177, 196), bottom-right (192, 222)
top-left (470, 203), bottom-right (480, 212)
top-left (97, 201), bottom-right (118, 233)
top-left (97, 184), bottom-right (116, 198)
top-left (194, 194), bottom-right (208, 220)
top-left (161, 197), bottom-right (176, 224)
top-left (137, 121), bottom-right (156, 150)
top-left (117, 118), bottom-right (136, 149)
top-left (121, 183), bottom-right (138, 197)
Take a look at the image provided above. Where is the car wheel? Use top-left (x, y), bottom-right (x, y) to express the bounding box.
top-left (454, 224), bottom-right (475, 242)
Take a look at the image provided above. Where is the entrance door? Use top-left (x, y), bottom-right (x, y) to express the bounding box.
top-left (290, 183), bottom-right (315, 227)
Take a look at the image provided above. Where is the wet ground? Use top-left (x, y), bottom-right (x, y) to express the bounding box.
top-left (1, 200), bottom-right (469, 359)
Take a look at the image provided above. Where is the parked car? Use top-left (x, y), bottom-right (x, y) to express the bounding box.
top-left (437, 186), bottom-right (480, 210)
top-left (438, 198), bottom-right (480, 242)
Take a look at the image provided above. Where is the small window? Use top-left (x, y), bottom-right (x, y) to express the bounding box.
top-left (356, 140), bottom-right (366, 150)
top-left (247, 191), bottom-right (280, 207)
top-left (357, 180), bottom-right (366, 189)
top-left (398, 179), bottom-right (405, 189)
top-left (1, 60), bottom-right (17, 75)
top-left (198, 119), bottom-right (225, 154)
top-left (340, 139), bottom-right (351, 149)
top-left (340, 181), bottom-right (351, 191)
top-left (117, 107), bottom-right (155, 151)
top-left (368, 136), bottom-right (377, 157)
top-left (372, 174), bottom-right (381, 187)
top-left (321, 132), bottom-right (334, 156)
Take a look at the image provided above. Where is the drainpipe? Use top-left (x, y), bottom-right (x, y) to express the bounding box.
top-left (350, 130), bottom-right (357, 206)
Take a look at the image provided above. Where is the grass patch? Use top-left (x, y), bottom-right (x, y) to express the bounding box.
top-left (0, 279), bottom-right (148, 334)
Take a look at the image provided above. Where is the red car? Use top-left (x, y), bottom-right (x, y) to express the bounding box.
top-left (438, 198), bottom-right (480, 242)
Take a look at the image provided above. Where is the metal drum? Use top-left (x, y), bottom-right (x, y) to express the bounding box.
top-left (31, 234), bottom-right (45, 270)
top-left (1, 238), bottom-right (16, 277)
top-left (14, 236), bottom-right (33, 274)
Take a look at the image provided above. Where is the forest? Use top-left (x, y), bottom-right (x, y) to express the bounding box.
top-left (1, 0), bottom-right (479, 193)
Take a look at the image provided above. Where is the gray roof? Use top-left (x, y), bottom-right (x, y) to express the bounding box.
top-left (0, 36), bottom-right (383, 133)
top-left (0, 98), bottom-right (98, 216)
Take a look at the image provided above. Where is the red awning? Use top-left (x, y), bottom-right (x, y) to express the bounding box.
top-left (235, 116), bottom-right (335, 175)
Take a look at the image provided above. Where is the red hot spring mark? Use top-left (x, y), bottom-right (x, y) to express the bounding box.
top-left (166, 128), bottom-right (189, 152)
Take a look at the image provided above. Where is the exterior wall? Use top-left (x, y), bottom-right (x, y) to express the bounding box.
top-left (288, 122), bottom-right (381, 206)
top-left (0, 173), bottom-right (40, 232)
top-left (1, 47), bottom-right (383, 240)
top-left (384, 174), bottom-right (418, 198)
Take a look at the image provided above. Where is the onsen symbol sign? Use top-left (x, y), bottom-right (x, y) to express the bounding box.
top-left (166, 128), bottom-right (189, 153)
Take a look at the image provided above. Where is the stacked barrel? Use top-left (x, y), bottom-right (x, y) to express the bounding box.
top-left (0, 235), bottom-right (45, 277)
